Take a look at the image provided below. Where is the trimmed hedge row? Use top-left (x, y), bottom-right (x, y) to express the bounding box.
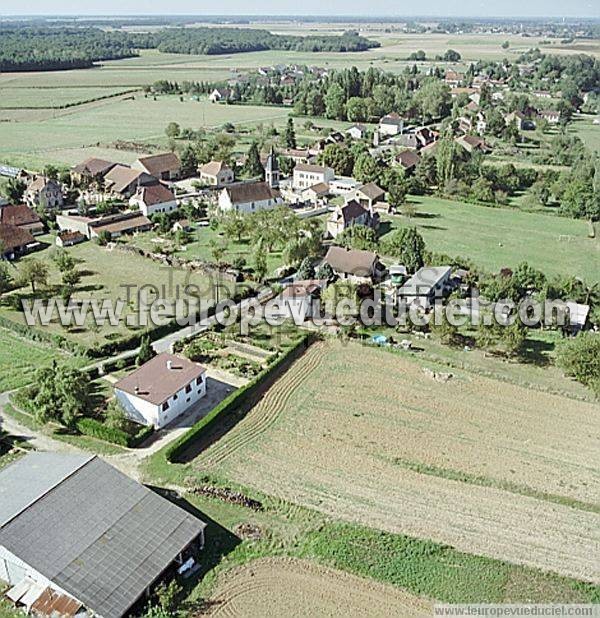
top-left (76, 417), bottom-right (154, 448)
top-left (164, 332), bottom-right (315, 463)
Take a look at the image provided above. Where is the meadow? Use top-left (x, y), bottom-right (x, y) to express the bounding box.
top-left (0, 327), bottom-right (87, 392)
top-left (383, 196), bottom-right (600, 283)
top-left (0, 237), bottom-right (236, 349)
top-left (0, 87), bottom-right (136, 109)
top-left (192, 339), bottom-right (600, 582)
top-left (571, 113), bottom-right (600, 154)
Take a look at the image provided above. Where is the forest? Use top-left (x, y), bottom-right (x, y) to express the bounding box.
top-left (0, 25), bottom-right (379, 72)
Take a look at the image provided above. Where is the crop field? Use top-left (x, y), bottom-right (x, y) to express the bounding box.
top-left (194, 340), bottom-right (600, 583)
top-left (202, 557), bottom-right (432, 617)
top-left (0, 239), bottom-right (236, 349)
top-left (382, 196), bottom-right (600, 283)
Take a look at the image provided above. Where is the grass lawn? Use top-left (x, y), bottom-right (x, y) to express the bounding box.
top-left (1, 237), bottom-right (237, 350)
top-left (571, 113), bottom-right (600, 154)
top-left (0, 327), bottom-right (87, 392)
top-left (0, 86), bottom-right (136, 109)
top-left (127, 227), bottom-right (285, 277)
top-left (382, 196), bottom-right (600, 283)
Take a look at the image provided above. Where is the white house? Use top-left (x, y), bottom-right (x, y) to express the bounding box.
top-left (129, 183), bottom-right (178, 216)
top-left (329, 176), bottom-right (360, 196)
top-left (208, 88), bottom-right (232, 103)
top-left (346, 123), bottom-right (367, 140)
top-left (199, 160), bottom-right (235, 187)
top-left (292, 163), bottom-right (334, 190)
top-left (114, 353), bottom-right (207, 429)
top-left (378, 112), bottom-right (404, 136)
top-left (396, 266), bottom-right (452, 309)
top-left (270, 280), bottom-right (326, 322)
top-left (218, 181), bottom-right (283, 214)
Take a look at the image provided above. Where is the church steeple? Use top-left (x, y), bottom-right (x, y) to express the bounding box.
top-left (265, 146), bottom-right (280, 188)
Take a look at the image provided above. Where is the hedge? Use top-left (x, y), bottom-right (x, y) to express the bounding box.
top-left (76, 418), bottom-right (154, 448)
top-left (164, 332), bottom-right (315, 463)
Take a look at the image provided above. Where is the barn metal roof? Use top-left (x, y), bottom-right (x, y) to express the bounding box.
top-left (0, 454), bottom-right (205, 618)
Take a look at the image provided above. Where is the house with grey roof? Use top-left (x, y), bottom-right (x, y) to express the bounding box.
top-left (0, 453), bottom-right (206, 618)
top-left (396, 266), bottom-right (452, 309)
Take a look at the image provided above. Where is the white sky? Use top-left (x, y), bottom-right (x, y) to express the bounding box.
top-left (2, 1), bottom-right (599, 18)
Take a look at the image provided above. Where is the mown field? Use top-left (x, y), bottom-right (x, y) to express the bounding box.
top-left (571, 113), bottom-right (600, 154)
top-left (192, 339), bottom-right (600, 583)
top-left (1, 238), bottom-right (236, 349)
top-left (383, 196), bottom-right (600, 283)
top-left (0, 87), bottom-right (137, 109)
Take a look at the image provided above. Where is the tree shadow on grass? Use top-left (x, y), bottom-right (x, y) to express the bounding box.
top-left (518, 337), bottom-right (554, 368)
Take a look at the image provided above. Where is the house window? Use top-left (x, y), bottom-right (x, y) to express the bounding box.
top-left (162, 401), bottom-right (169, 411)
top-left (185, 384), bottom-right (192, 394)
top-left (173, 393), bottom-right (178, 400)
top-left (196, 375), bottom-right (203, 385)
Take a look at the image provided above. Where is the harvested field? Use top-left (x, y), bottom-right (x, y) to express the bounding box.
top-left (196, 340), bottom-right (600, 583)
top-left (202, 557), bottom-right (432, 617)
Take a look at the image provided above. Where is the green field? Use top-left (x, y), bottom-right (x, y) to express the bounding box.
top-left (571, 114), bottom-right (600, 154)
top-left (0, 327), bottom-right (86, 392)
top-left (383, 196), bottom-right (600, 283)
top-left (1, 237), bottom-right (237, 349)
top-left (0, 87), bottom-right (137, 109)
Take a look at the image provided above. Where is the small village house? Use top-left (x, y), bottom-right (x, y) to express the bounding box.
top-left (114, 353), bottom-right (207, 429)
top-left (218, 181), bottom-right (283, 214)
top-left (292, 163), bottom-right (335, 190)
top-left (24, 176), bottom-right (63, 209)
top-left (208, 87), bottom-right (232, 103)
top-left (273, 279), bottom-right (327, 321)
top-left (346, 124), bottom-right (367, 140)
top-left (71, 157), bottom-right (117, 184)
top-left (134, 152), bottom-right (181, 181)
top-left (353, 182), bottom-right (386, 209)
top-left (329, 177), bottom-right (360, 196)
top-left (395, 150), bottom-right (420, 174)
top-left (456, 135), bottom-right (491, 154)
top-left (538, 110), bottom-right (561, 124)
top-left (55, 230), bottom-right (86, 248)
top-left (327, 200), bottom-right (379, 239)
top-left (0, 453), bottom-right (206, 618)
top-left (129, 183), bottom-right (178, 217)
top-left (199, 160), bottom-right (235, 187)
top-left (324, 246), bottom-right (385, 283)
top-left (378, 112), bottom-right (404, 136)
top-left (302, 182), bottom-right (330, 205)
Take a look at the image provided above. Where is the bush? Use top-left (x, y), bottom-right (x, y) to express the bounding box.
top-left (76, 417), bottom-right (131, 446)
top-left (556, 333), bottom-right (600, 395)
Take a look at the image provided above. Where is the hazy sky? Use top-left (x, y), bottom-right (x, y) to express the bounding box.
top-left (3, 0), bottom-right (599, 18)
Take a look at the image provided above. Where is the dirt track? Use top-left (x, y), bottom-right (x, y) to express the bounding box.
top-left (197, 341), bottom-right (600, 583)
top-left (202, 557), bottom-right (432, 617)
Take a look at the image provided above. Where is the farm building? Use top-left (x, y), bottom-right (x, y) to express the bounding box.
top-left (114, 353), bottom-right (207, 429)
top-left (324, 246), bottom-right (385, 283)
top-left (55, 230), bottom-right (86, 248)
top-left (134, 152), bottom-right (181, 181)
top-left (302, 182), bottom-right (330, 205)
top-left (0, 453), bottom-right (206, 618)
top-left (104, 165), bottom-right (157, 198)
top-left (0, 224), bottom-right (35, 260)
top-left (71, 158), bottom-right (117, 183)
top-left (0, 204), bottom-right (44, 236)
top-left (56, 211), bottom-right (152, 240)
top-left (353, 183), bottom-right (386, 209)
top-left (129, 183), bottom-right (178, 217)
top-left (199, 160), bottom-right (235, 187)
top-left (218, 182), bottom-right (283, 214)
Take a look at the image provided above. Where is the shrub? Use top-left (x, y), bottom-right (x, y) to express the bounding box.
top-left (556, 333), bottom-right (600, 395)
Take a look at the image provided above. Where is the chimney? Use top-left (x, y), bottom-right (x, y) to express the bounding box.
top-left (167, 360), bottom-right (173, 370)
top-left (134, 385), bottom-right (139, 394)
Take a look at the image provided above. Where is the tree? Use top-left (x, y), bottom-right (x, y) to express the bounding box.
top-left (319, 143), bottom-right (354, 176)
top-left (252, 242), bottom-right (268, 282)
top-left (105, 399), bottom-right (127, 430)
top-left (346, 97), bottom-right (369, 122)
top-left (243, 142), bottom-right (264, 178)
top-left (316, 262), bottom-right (335, 282)
top-left (209, 238), bottom-right (228, 264)
top-left (430, 310), bottom-right (460, 346)
top-left (336, 225), bottom-right (378, 251)
top-left (556, 333), bottom-right (600, 396)
top-left (322, 280), bottom-right (358, 317)
top-left (0, 262), bottom-right (13, 299)
top-left (155, 580), bottom-right (181, 615)
top-left (165, 122), bottom-right (181, 139)
top-left (52, 248), bottom-right (75, 273)
top-left (137, 335), bottom-right (155, 366)
top-left (180, 144), bottom-right (198, 176)
top-left (324, 83), bottom-right (346, 120)
top-left (284, 117), bottom-right (297, 149)
top-left (353, 152), bottom-right (381, 184)
top-left (220, 211), bottom-right (247, 243)
top-left (380, 228), bottom-right (426, 273)
top-left (296, 256), bottom-right (315, 280)
top-left (400, 202), bottom-right (417, 219)
top-left (5, 178), bottom-right (26, 203)
top-left (388, 182), bottom-right (407, 210)
top-left (501, 40), bottom-right (510, 49)
top-left (33, 362), bottom-right (90, 428)
top-left (443, 49), bottom-right (461, 62)
top-left (18, 258), bottom-right (48, 293)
